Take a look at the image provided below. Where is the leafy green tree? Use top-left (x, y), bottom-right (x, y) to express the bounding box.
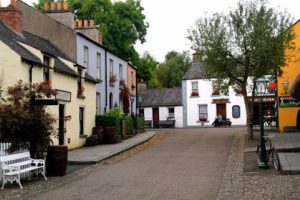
top-left (155, 51), bottom-right (191, 88)
top-left (137, 51), bottom-right (159, 84)
top-left (35, 0), bottom-right (148, 64)
top-left (188, 0), bottom-right (296, 139)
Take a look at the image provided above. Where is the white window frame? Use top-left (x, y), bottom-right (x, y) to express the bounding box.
top-left (84, 46), bottom-right (89, 69)
top-left (198, 104), bottom-right (208, 120)
top-left (96, 93), bottom-right (101, 115)
top-left (109, 59), bottom-right (114, 76)
top-left (168, 107), bottom-right (175, 118)
top-left (191, 81), bottom-right (199, 96)
top-left (96, 53), bottom-right (101, 80)
top-left (119, 64), bottom-right (123, 80)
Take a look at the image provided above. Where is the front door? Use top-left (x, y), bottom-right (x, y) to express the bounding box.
top-left (217, 104), bottom-right (226, 119)
top-left (152, 108), bottom-right (159, 128)
top-left (59, 104), bottom-right (65, 145)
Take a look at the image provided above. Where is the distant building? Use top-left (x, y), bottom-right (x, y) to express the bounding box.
top-left (182, 53), bottom-right (247, 127)
top-left (139, 88), bottom-right (183, 128)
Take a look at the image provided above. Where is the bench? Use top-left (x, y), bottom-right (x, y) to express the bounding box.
top-left (158, 118), bottom-right (176, 128)
top-left (145, 120), bottom-right (152, 128)
top-left (0, 152), bottom-right (47, 189)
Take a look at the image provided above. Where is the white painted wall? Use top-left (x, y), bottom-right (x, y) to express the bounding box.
top-left (184, 79), bottom-right (246, 127)
top-left (142, 106), bottom-right (183, 128)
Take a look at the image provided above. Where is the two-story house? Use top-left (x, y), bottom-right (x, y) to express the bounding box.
top-left (0, 1), bottom-right (97, 149)
top-left (182, 53), bottom-right (247, 127)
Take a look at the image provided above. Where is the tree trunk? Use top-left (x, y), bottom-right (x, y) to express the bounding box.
top-left (243, 91), bottom-right (254, 140)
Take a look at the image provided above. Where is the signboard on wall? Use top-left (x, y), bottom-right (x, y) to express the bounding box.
top-left (279, 96), bottom-right (300, 107)
top-left (55, 90), bottom-right (71, 102)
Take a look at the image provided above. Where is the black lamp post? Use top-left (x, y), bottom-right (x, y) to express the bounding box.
top-left (255, 77), bottom-right (269, 169)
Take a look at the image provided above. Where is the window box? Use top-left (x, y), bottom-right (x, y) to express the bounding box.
top-left (191, 91), bottom-right (199, 96)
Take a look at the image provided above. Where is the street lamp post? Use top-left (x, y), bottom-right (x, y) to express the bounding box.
top-left (255, 77), bottom-right (269, 169)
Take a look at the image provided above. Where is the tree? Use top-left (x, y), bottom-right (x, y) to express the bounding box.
top-left (188, 0), bottom-right (296, 139)
top-left (35, 0), bottom-right (148, 64)
top-left (155, 51), bottom-right (191, 88)
top-left (0, 80), bottom-right (57, 157)
top-left (136, 51), bottom-right (159, 84)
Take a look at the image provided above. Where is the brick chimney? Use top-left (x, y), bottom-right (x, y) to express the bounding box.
top-left (0, 0), bottom-right (22, 33)
top-left (192, 52), bottom-right (201, 63)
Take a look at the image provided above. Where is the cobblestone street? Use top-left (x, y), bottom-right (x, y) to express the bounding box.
top-left (217, 132), bottom-right (300, 200)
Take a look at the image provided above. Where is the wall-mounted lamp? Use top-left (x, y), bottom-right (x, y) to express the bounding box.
top-left (282, 79), bottom-right (290, 94)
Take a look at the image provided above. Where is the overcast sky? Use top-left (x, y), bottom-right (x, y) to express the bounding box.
top-left (3, 0), bottom-right (300, 62)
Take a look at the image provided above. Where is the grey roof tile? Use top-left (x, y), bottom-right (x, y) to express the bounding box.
top-left (139, 88), bottom-right (182, 107)
top-left (182, 62), bottom-right (206, 80)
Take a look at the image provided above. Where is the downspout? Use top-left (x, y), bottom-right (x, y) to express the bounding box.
top-left (105, 50), bottom-right (107, 113)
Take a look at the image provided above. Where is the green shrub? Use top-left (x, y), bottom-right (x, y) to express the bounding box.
top-left (95, 115), bottom-right (121, 135)
top-left (136, 116), bottom-right (145, 131)
top-left (124, 116), bottom-right (134, 135)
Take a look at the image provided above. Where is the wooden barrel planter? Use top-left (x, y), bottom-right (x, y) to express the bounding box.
top-left (103, 127), bottom-right (115, 144)
top-left (46, 145), bottom-right (68, 176)
top-left (92, 126), bottom-right (104, 144)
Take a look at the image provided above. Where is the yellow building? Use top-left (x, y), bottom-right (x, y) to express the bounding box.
top-left (277, 20), bottom-right (300, 132)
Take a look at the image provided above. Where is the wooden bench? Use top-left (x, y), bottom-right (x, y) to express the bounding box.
top-left (144, 120), bottom-right (152, 128)
top-left (0, 152), bottom-right (47, 189)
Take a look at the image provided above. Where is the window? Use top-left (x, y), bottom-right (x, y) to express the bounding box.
top-left (109, 59), bottom-right (114, 77)
top-left (96, 93), bottom-right (101, 115)
top-left (191, 81), bottom-right (199, 96)
top-left (198, 104), bottom-right (208, 121)
top-left (96, 53), bottom-right (101, 80)
top-left (168, 107), bottom-right (175, 118)
top-left (232, 105), bottom-right (240, 118)
top-left (43, 56), bottom-right (50, 81)
top-left (119, 64), bottom-right (123, 80)
top-left (139, 109), bottom-right (144, 116)
top-left (84, 46), bottom-right (89, 69)
top-left (79, 107), bottom-right (84, 135)
top-left (212, 81), bottom-right (220, 95)
top-left (77, 68), bottom-right (83, 95)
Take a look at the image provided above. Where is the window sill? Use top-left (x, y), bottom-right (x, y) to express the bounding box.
top-left (77, 94), bottom-right (86, 99)
top-left (197, 120), bottom-right (209, 123)
top-left (211, 94), bottom-right (221, 97)
top-left (109, 83), bottom-right (115, 87)
top-left (190, 95), bottom-right (199, 98)
top-left (80, 134), bottom-right (88, 138)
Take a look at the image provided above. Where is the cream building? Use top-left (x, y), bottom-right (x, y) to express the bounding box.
top-left (0, 3), bottom-right (97, 149)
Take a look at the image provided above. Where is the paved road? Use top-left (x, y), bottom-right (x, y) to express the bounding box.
top-left (29, 128), bottom-right (240, 200)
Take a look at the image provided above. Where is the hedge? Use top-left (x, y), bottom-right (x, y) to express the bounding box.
top-left (95, 115), bottom-right (121, 135)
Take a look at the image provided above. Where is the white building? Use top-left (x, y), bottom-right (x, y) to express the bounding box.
top-left (182, 54), bottom-right (247, 127)
top-left (139, 88), bottom-right (183, 128)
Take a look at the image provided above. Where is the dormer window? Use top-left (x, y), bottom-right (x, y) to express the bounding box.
top-left (43, 55), bottom-right (50, 82)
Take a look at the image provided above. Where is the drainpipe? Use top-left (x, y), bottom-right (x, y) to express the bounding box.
top-left (105, 50), bottom-right (107, 113)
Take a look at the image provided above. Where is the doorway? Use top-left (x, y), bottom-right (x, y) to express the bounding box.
top-left (59, 104), bottom-right (65, 145)
top-left (152, 108), bottom-right (159, 128)
top-left (217, 104), bottom-right (226, 119)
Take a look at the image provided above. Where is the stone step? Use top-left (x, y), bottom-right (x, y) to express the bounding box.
top-left (278, 153), bottom-right (300, 174)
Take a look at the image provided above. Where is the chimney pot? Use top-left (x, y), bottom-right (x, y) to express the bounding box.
top-left (77, 20), bottom-right (82, 28)
top-left (192, 52), bottom-right (201, 63)
top-left (56, 2), bottom-right (62, 10)
top-left (43, 2), bottom-right (49, 11)
top-left (10, 0), bottom-right (16, 7)
top-left (84, 19), bottom-right (88, 27)
top-left (50, 2), bottom-right (55, 10)
top-left (89, 19), bottom-right (95, 27)
top-left (63, 1), bottom-right (69, 10)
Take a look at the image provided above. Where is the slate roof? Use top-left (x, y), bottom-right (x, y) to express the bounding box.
top-left (139, 88), bottom-right (182, 107)
top-left (182, 62), bottom-right (206, 80)
top-left (0, 21), bottom-right (77, 78)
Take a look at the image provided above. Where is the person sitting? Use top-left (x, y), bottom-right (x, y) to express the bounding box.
top-left (212, 116), bottom-right (220, 127)
top-left (217, 114), bottom-right (225, 124)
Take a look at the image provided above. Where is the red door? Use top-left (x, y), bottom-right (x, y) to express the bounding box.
top-left (217, 104), bottom-right (226, 119)
top-left (152, 108), bottom-right (159, 128)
